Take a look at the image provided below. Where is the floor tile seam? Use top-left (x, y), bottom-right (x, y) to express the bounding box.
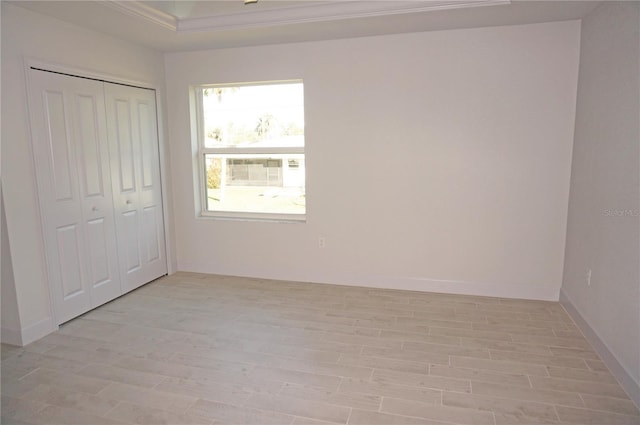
top-left (337, 382), bottom-right (442, 405)
top-left (273, 381), bottom-right (288, 397)
top-left (379, 396), bottom-right (497, 425)
top-left (547, 347), bottom-right (598, 358)
top-left (487, 348), bottom-right (595, 364)
top-left (451, 354), bottom-right (549, 368)
top-left (29, 371), bottom-right (114, 396)
top-left (461, 404), bottom-right (568, 425)
top-left (469, 384), bottom-right (589, 408)
top-left (100, 398), bottom-right (124, 421)
top-left (1, 365), bottom-right (42, 382)
top-left (373, 398), bottom-right (468, 425)
top-left (168, 350), bottom-right (263, 370)
top-left (529, 374), bottom-right (631, 393)
top-left (111, 360), bottom-right (198, 381)
top-left (538, 372), bottom-right (621, 385)
top-left (14, 402), bottom-right (62, 425)
top-left (13, 366), bottom-right (58, 383)
top-left (112, 399), bottom-right (215, 424)
top-left (348, 341), bottom-right (402, 358)
top-left (105, 381), bottom-right (199, 413)
top-left (577, 391), bottom-right (585, 408)
top-left (448, 386), bottom-right (575, 410)
top-left (252, 360), bottom-right (376, 379)
top-left (343, 406), bottom-right (354, 425)
top-left (373, 409), bottom-right (468, 425)
top-left (188, 391), bottom-right (249, 411)
top-left (366, 368), bottom-right (375, 381)
top-left (149, 376), bottom-right (177, 393)
top-left (376, 335), bottom-right (464, 352)
top-left (575, 393), bottom-right (640, 417)
top-left (372, 366), bottom-right (473, 382)
top-left (4, 393), bottom-right (52, 417)
top-left (469, 325), bottom-right (572, 337)
top-left (159, 376), bottom-right (280, 401)
top-left (465, 359), bottom-right (584, 375)
top-left (403, 343), bottom-right (493, 358)
top-left (438, 394), bottom-right (565, 423)
top-left (380, 332), bottom-right (463, 345)
top-left (340, 357), bottom-right (431, 373)
top-left (275, 377), bottom-right (340, 393)
top-left (240, 393), bottom-right (352, 423)
top-left (428, 327), bottom-right (515, 342)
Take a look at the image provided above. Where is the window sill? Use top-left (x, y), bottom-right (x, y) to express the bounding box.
top-left (198, 211), bottom-right (306, 224)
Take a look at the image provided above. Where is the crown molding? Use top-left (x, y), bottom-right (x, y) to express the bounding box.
top-left (104, 1), bottom-right (177, 31)
top-left (105, 0), bottom-right (510, 34)
top-left (179, 0), bottom-right (511, 33)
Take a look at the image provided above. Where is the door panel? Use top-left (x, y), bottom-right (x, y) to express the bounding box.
top-left (114, 99), bottom-right (136, 193)
top-left (143, 206), bottom-right (160, 262)
top-left (105, 83), bottom-right (167, 292)
top-left (29, 69), bottom-right (166, 323)
top-left (28, 69), bottom-right (122, 323)
top-left (45, 90), bottom-right (75, 202)
top-left (85, 217), bottom-right (110, 286)
top-left (56, 224), bottom-right (84, 300)
top-left (76, 94), bottom-right (104, 198)
top-left (122, 210), bottom-right (141, 272)
top-left (138, 102), bottom-right (154, 189)
top-left (71, 81), bottom-right (122, 308)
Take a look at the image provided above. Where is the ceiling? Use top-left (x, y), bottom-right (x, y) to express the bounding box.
top-left (10, 0), bottom-right (600, 52)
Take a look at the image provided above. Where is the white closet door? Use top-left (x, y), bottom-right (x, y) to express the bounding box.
top-left (28, 70), bottom-right (121, 324)
top-left (105, 83), bottom-right (167, 292)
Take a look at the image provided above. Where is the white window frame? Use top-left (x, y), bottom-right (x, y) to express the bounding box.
top-left (194, 81), bottom-right (306, 222)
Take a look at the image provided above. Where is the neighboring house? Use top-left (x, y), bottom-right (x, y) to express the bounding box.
top-left (226, 136), bottom-right (305, 188)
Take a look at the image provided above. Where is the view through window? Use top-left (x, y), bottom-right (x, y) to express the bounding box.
top-left (196, 82), bottom-right (305, 219)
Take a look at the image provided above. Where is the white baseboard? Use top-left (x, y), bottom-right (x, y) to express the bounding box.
top-left (560, 289), bottom-right (640, 409)
top-left (1, 326), bottom-right (24, 346)
top-left (4, 317), bottom-right (57, 346)
top-left (176, 261), bottom-right (560, 301)
top-left (21, 316), bottom-right (56, 345)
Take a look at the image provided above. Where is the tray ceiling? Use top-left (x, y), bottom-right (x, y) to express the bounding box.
top-left (9, 1), bottom-right (599, 51)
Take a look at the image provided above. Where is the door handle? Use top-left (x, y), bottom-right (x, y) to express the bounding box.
top-left (92, 206), bottom-right (98, 212)
top-left (126, 200), bottom-right (132, 205)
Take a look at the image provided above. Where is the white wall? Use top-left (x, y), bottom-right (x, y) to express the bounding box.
top-left (166, 20), bottom-right (581, 301)
top-left (561, 1), bottom-right (640, 406)
top-left (1, 3), bottom-right (173, 344)
top-left (1, 188), bottom-right (22, 345)
top-left (0, 5), bottom-right (18, 343)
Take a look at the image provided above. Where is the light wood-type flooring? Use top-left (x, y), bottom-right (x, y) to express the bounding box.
top-left (2, 272), bottom-right (639, 425)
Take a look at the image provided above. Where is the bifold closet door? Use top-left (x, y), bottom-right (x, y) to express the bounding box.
top-left (28, 70), bottom-right (122, 324)
top-left (104, 83), bottom-right (167, 292)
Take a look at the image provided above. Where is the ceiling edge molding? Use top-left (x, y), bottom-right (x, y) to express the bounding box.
top-left (104, 1), bottom-right (177, 31)
top-left (179, 0), bottom-right (511, 33)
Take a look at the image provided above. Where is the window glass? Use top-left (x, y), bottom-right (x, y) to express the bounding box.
top-left (196, 82), bottom-right (305, 220)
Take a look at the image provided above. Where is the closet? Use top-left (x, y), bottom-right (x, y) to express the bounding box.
top-left (28, 68), bottom-right (167, 324)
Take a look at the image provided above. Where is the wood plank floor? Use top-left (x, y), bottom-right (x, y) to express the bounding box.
top-left (2, 272), bottom-right (639, 425)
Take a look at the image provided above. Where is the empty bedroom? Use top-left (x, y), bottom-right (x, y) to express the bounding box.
top-left (1, 1), bottom-right (639, 424)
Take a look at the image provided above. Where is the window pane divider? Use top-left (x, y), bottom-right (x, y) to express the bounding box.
top-left (202, 147), bottom-right (304, 155)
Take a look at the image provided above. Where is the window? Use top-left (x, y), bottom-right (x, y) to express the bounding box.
top-left (194, 81), bottom-right (305, 220)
